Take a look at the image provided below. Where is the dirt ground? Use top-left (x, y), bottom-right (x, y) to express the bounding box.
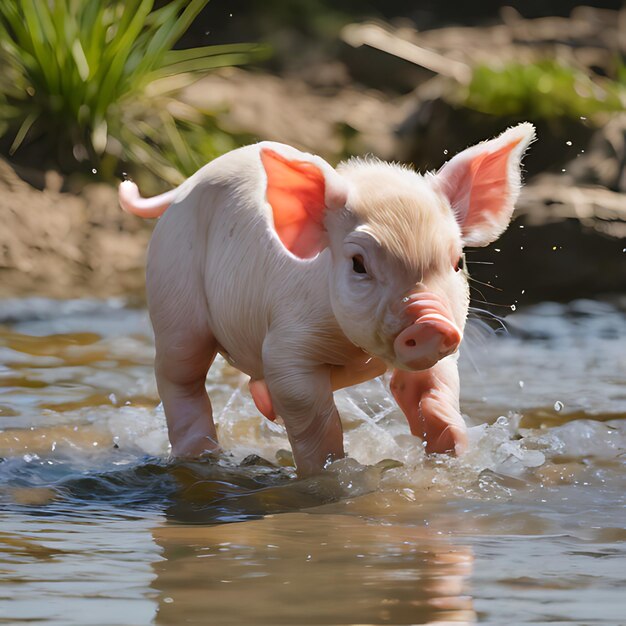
top-left (0, 157), bottom-right (151, 300)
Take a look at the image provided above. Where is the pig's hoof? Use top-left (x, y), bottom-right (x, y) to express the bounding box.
top-left (417, 405), bottom-right (468, 456)
top-left (170, 434), bottom-right (220, 459)
top-left (424, 423), bottom-right (468, 456)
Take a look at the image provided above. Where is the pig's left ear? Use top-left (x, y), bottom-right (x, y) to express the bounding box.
top-left (435, 123), bottom-right (536, 247)
top-left (260, 144), bottom-right (348, 259)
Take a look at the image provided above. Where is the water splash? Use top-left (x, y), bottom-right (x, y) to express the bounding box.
top-left (0, 298), bottom-right (624, 520)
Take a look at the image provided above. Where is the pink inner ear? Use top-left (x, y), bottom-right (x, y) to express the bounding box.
top-left (463, 139), bottom-right (521, 232)
top-left (261, 148), bottom-right (327, 259)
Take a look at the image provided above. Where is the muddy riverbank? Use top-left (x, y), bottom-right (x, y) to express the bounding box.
top-left (1, 143), bottom-right (623, 304)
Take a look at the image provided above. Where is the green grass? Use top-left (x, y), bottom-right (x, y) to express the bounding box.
top-left (0, 0), bottom-right (268, 184)
top-left (465, 59), bottom-right (626, 121)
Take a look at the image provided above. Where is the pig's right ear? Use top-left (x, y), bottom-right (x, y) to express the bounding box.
top-left (260, 145), bottom-right (348, 259)
top-left (435, 123), bottom-right (536, 247)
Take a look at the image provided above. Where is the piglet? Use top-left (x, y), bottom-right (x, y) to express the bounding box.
top-left (119, 124), bottom-right (535, 475)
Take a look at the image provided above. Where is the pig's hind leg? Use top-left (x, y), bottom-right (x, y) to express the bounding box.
top-left (153, 321), bottom-right (219, 458)
top-left (390, 357), bottom-right (467, 455)
top-left (147, 263), bottom-right (219, 458)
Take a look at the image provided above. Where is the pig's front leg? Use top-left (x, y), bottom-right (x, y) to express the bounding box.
top-left (390, 356), bottom-right (467, 455)
top-left (263, 344), bottom-right (343, 475)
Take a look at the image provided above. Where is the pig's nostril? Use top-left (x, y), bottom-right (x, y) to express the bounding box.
top-left (405, 339), bottom-right (416, 347)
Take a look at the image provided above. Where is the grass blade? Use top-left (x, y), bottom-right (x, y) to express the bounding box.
top-left (9, 111), bottom-right (38, 154)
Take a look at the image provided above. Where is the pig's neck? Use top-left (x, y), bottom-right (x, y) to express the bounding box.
top-left (269, 250), bottom-right (369, 369)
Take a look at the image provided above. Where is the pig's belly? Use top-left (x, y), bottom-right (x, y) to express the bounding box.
top-left (216, 343), bottom-right (264, 380)
top-left (205, 286), bottom-right (269, 380)
top-left (203, 269), bottom-right (270, 380)
top-left (209, 319), bottom-right (266, 381)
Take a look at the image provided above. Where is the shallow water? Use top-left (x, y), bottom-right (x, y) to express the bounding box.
top-left (0, 297), bottom-right (624, 625)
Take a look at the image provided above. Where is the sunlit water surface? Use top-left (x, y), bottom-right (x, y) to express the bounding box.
top-left (0, 298), bottom-right (624, 625)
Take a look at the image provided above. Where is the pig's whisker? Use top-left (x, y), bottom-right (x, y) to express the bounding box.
top-left (468, 306), bottom-right (509, 334)
top-left (462, 309), bottom-right (509, 375)
top-left (462, 340), bottom-right (482, 375)
top-left (468, 276), bottom-right (502, 292)
top-left (470, 294), bottom-right (515, 308)
top-left (469, 283), bottom-right (488, 303)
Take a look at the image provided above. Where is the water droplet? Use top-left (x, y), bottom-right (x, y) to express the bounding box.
top-left (402, 296), bottom-right (410, 303)
top-left (580, 149), bottom-right (585, 154)
top-left (164, 597), bottom-right (174, 604)
top-left (494, 248), bottom-right (501, 252)
top-left (552, 246), bottom-right (558, 251)
top-left (91, 168), bottom-right (97, 174)
top-left (229, 12), bottom-right (233, 16)
top-left (561, 168), bottom-right (566, 173)
top-left (496, 415), bottom-right (508, 426)
top-left (92, 441), bottom-right (98, 447)
top-left (554, 400), bottom-right (564, 412)
top-left (510, 304), bottom-right (516, 311)
top-left (566, 141), bottom-right (572, 146)
top-left (520, 246), bottom-right (524, 250)
top-left (521, 289), bottom-right (525, 294)
top-left (519, 224), bottom-right (524, 229)
top-left (580, 116), bottom-right (587, 120)
top-left (518, 380), bottom-right (525, 388)
top-left (443, 149), bottom-right (448, 155)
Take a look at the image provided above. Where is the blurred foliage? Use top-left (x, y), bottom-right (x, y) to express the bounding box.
top-left (465, 60), bottom-right (626, 122)
top-left (0, 0), bottom-right (267, 185)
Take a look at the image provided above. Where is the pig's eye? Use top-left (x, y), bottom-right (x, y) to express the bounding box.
top-left (352, 255), bottom-right (367, 275)
top-left (454, 255), bottom-right (464, 272)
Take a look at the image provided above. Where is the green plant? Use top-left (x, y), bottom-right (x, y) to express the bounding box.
top-left (0, 0), bottom-right (267, 183)
top-left (465, 59), bottom-right (626, 121)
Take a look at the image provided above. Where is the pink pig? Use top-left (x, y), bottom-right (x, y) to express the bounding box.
top-left (119, 123), bottom-right (535, 475)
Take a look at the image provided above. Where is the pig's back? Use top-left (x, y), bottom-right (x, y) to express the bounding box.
top-left (149, 144), bottom-right (330, 379)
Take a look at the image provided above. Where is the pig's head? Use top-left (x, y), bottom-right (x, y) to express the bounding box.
top-left (260, 123), bottom-right (535, 370)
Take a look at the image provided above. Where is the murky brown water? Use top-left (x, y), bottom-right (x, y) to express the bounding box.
top-left (0, 297), bottom-right (624, 625)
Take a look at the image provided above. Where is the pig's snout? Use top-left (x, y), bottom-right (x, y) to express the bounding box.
top-left (393, 294), bottom-right (462, 370)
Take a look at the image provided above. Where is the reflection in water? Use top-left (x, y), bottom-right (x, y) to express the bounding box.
top-left (0, 297), bottom-right (625, 625)
top-left (0, 513), bottom-right (161, 626)
top-left (152, 513), bottom-right (475, 625)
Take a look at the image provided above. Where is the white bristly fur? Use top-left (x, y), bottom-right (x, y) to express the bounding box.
top-left (127, 125), bottom-right (534, 473)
